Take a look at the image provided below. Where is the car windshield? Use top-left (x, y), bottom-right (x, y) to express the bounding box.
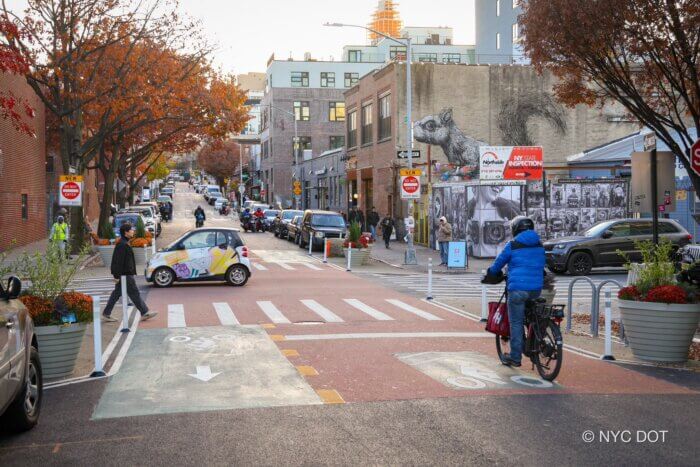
top-left (114, 215), bottom-right (139, 227)
top-left (580, 221), bottom-right (616, 237)
top-left (282, 210), bottom-right (302, 220)
top-left (312, 214), bottom-right (345, 228)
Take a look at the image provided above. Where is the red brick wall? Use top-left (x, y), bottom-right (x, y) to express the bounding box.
top-left (0, 72), bottom-right (47, 251)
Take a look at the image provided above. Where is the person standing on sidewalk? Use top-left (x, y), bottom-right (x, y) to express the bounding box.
top-left (356, 208), bottom-right (366, 232)
top-left (437, 216), bottom-right (452, 266)
top-left (367, 207), bottom-right (380, 240)
top-left (49, 215), bottom-right (69, 257)
top-left (102, 223), bottom-right (157, 322)
top-left (380, 214), bottom-right (394, 249)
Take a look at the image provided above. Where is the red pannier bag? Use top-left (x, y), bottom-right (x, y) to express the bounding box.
top-left (485, 294), bottom-right (510, 336)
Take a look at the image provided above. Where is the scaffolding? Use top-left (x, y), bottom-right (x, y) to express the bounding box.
top-left (368, 0), bottom-right (403, 44)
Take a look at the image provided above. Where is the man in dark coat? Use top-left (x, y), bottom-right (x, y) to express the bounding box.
top-left (367, 207), bottom-right (380, 240)
top-left (102, 223), bottom-right (157, 322)
top-left (380, 214), bottom-right (394, 249)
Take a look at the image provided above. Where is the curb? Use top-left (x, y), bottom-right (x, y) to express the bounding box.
top-left (370, 255), bottom-right (482, 275)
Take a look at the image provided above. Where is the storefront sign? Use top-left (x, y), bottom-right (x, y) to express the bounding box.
top-left (59, 175), bottom-right (83, 207)
top-left (479, 146), bottom-right (543, 181)
top-left (447, 241), bottom-right (467, 268)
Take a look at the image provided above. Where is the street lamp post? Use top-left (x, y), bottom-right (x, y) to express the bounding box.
top-left (267, 103), bottom-right (300, 209)
top-left (324, 22), bottom-right (417, 265)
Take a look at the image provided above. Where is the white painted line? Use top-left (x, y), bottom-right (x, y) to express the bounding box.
top-left (276, 262), bottom-right (295, 270)
top-left (284, 332), bottom-right (491, 341)
top-left (301, 262), bottom-right (322, 271)
top-left (426, 300), bottom-right (480, 322)
top-left (100, 306), bottom-right (134, 365)
top-left (168, 304), bottom-right (186, 328)
top-left (385, 299), bottom-right (443, 321)
top-left (213, 302), bottom-right (239, 325)
top-left (301, 299), bottom-right (344, 323)
top-left (257, 301), bottom-right (291, 324)
top-left (253, 263), bottom-right (268, 271)
top-left (343, 299), bottom-right (394, 321)
top-left (107, 313), bottom-right (141, 376)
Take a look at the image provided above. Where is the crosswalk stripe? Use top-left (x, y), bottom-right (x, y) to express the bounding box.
top-left (386, 299), bottom-right (442, 321)
top-left (257, 301), bottom-right (291, 324)
top-left (213, 302), bottom-right (239, 325)
top-left (301, 299), bottom-right (344, 323)
top-left (301, 263), bottom-right (322, 271)
top-left (253, 263), bottom-right (268, 271)
top-left (168, 304), bottom-right (186, 328)
top-left (276, 263), bottom-right (295, 270)
top-left (343, 299), bottom-right (394, 321)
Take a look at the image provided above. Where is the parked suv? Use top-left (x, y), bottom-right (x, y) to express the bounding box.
top-left (299, 210), bottom-right (346, 251)
top-left (1, 277), bottom-right (42, 432)
top-left (544, 218), bottom-right (692, 275)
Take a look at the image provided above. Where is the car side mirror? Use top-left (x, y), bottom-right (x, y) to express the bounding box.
top-left (5, 276), bottom-right (22, 299)
top-left (601, 230), bottom-right (613, 239)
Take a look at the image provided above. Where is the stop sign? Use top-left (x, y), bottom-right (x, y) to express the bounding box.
top-left (61, 181), bottom-right (80, 200)
top-left (692, 139), bottom-right (700, 176)
top-left (402, 176), bottom-right (419, 194)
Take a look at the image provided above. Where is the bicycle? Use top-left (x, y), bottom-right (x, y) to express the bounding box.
top-left (482, 273), bottom-right (565, 381)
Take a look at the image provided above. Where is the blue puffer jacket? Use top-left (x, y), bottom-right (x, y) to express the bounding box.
top-left (488, 230), bottom-right (545, 291)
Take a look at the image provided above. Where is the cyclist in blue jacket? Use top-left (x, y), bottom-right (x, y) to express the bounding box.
top-left (487, 216), bottom-right (545, 367)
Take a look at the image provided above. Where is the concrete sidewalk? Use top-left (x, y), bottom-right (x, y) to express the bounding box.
top-left (370, 238), bottom-right (492, 274)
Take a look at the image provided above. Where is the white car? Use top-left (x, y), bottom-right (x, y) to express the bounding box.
top-left (214, 198), bottom-right (229, 211)
top-left (120, 207), bottom-right (161, 237)
top-left (145, 228), bottom-right (251, 287)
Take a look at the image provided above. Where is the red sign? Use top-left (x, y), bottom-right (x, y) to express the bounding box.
top-left (402, 176), bottom-right (420, 194)
top-left (502, 146), bottom-right (544, 181)
top-left (691, 139), bottom-right (700, 177)
top-left (61, 181), bottom-right (81, 200)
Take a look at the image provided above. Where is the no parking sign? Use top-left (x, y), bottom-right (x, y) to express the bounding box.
top-left (59, 175), bottom-right (83, 207)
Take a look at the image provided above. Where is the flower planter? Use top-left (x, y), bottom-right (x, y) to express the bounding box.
top-left (618, 299), bottom-right (700, 362)
top-left (343, 247), bottom-right (370, 267)
top-left (96, 244), bottom-right (115, 267)
top-left (35, 323), bottom-right (87, 379)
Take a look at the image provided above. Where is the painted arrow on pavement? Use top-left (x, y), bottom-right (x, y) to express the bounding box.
top-left (188, 365), bottom-right (221, 382)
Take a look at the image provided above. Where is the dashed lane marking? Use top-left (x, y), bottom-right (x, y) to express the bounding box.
top-left (296, 365), bottom-right (319, 376)
top-left (257, 301), bottom-right (291, 324)
top-left (301, 262), bottom-right (323, 271)
top-left (343, 298), bottom-right (394, 321)
top-left (283, 332), bottom-right (492, 341)
top-left (301, 299), bottom-right (344, 323)
top-left (316, 389), bottom-right (345, 404)
top-left (276, 262), bottom-right (296, 270)
top-left (253, 263), bottom-right (268, 271)
top-left (282, 349), bottom-right (299, 357)
top-left (386, 299), bottom-right (443, 321)
top-left (213, 302), bottom-right (239, 325)
top-left (167, 304), bottom-right (186, 328)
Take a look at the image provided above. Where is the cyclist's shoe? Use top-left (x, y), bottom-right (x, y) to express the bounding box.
top-left (501, 353), bottom-right (522, 367)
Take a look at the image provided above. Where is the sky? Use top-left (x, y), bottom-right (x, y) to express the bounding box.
top-left (6, 0), bottom-right (475, 74)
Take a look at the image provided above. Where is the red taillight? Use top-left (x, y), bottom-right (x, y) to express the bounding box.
top-left (241, 246), bottom-right (248, 257)
top-left (686, 234), bottom-right (693, 241)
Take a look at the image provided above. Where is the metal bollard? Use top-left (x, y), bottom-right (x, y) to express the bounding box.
top-left (323, 239), bottom-right (328, 263)
top-left (602, 290), bottom-right (615, 360)
top-left (90, 295), bottom-right (106, 377)
top-left (427, 258), bottom-right (433, 300)
top-left (120, 276), bottom-right (130, 333)
top-left (308, 237), bottom-right (313, 256)
top-left (346, 247), bottom-right (352, 271)
top-left (480, 269), bottom-right (488, 322)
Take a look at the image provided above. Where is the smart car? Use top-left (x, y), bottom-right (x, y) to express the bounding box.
top-left (145, 227), bottom-right (251, 287)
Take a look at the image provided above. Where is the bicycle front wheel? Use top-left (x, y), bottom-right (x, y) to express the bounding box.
top-left (495, 335), bottom-right (511, 363)
top-left (533, 321), bottom-right (563, 381)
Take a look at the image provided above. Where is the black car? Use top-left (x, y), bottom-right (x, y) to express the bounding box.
top-left (299, 210), bottom-right (347, 251)
top-left (544, 218), bottom-right (691, 275)
top-left (273, 209), bottom-right (303, 238)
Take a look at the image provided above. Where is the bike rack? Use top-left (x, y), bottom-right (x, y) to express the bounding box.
top-left (566, 277), bottom-right (596, 334)
top-left (593, 280), bottom-right (624, 339)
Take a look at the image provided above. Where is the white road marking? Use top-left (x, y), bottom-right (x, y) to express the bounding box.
top-left (257, 301), bottom-right (291, 324)
top-left (300, 263), bottom-right (322, 271)
top-left (168, 304), bottom-right (186, 328)
top-left (284, 332), bottom-right (491, 341)
top-left (253, 263), bottom-right (268, 271)
top-left (213, 302), bottom-right (239, 325)
top-left (108, 313), bottom-right (141, 376)
top-left (386, 299), bottom-right (443, 321)
top-left (276, 262), bottom-right (295, 270)
top-left (343, 299), bottom-right (394, 321)
top-left (301, 299), bottom-right (344, 323)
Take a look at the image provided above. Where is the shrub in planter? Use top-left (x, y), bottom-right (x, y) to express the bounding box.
top-left (20, 292), bottom-right (93, 326)
top-left (343, 221), bottom-right (369, 249)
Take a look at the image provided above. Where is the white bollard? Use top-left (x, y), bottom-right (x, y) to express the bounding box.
top-left (602, 289), bottom-right (615, 360)
top-left (120, 276), bottom-right (130, 333)
top-left (152, 236), bottom-right (156, 255)
top-left (346, 247), bottom-right (352, 272)
top-left (90, 295), bottom-right (106, 377)
top-left (480, 269), bottom-right (488, 322)
top-left (427, 258), bottom-right (433, 300)
top-left (308, 236), bottom-right (313, 256)
top-left (323, 239), bottom-right (328, 263)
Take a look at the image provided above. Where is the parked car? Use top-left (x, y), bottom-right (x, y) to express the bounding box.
top-left (544, 218), bottom-right (692, 275)
top-left (135, 202), bottom-right (162, 222)
top-left (0, 276), bottom-right (42, 432)
top-left (161, 187), bottom-right (174, 197)
top-left (273, 209), bottom-right (304, 238)
top-left (113, 212), bottom-right (148, 238)
top-left (145, 228), bottom-right (251, 287)
top-left (120, 206), bottom-right (161, 236)
top-left (299, 210), bottom-right (347, 250)
top-left (214, 197), bottom-right (229, 211)
top-left (286, 215), bottom-right (303, 243)
top-left (262, 209), bottom-right (279, 231)
top-left (157, 195), bottom-right (173, 204)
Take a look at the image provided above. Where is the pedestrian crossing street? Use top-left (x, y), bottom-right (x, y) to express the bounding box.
top-left (163, 298), bottom-right (445, 328)
top-left (366, 272), bottom-right (625, 301)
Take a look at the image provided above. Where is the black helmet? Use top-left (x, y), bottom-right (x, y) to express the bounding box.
top-left (511, 215), bottom-right (535, 237)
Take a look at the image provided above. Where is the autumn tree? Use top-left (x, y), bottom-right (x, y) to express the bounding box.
top-left (197, 141), bottom-right (241, 189)
top-left (520, 0), bottom-right (700, 191)
top-left (0, 19), bottom-right (33, 135)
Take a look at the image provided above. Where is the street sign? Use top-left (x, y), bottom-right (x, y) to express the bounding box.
top-left (691, 139), bottom-right (700, 176)
top-left (644, 133), bottom-right (657, 151)
top-left (59, 175), bottom-right (83, 207)
top-left (293, 187), bottom-right (302, 196)
top-left (401, 175), bottom-right (421, 199)
top-left (397, 150), bottom-right (420, 159)
top-left (400, 168), bottom-right (422, 177)
top-left (479, 146), bottom-right (543, 181)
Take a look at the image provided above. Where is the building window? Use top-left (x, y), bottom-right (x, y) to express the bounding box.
top-left (417, 53), bottom-right (438, 63)
top-left (348, 50), bottom-right (362, 62)
top-left (496, 32), bottom-right (501, 50)
top-left (262, 106), bottom-right (269, 130)
top-left (21, 194), bottom-right (28, 220)
top-left (294, 101), bottom-right (310, 121)
top-left (443, 53), bottom-right (461, 63)
top-left (344, 72), bottom-right (359, 88)
top-left (389, 46), bottom-right (407, 60)
top-left (361, 103), bottom-right (373, 145)
top-left (512, 23), bottom-right (519, 42)
top-left (320, 72), bottom-right (335, 87)
top-left (293, 136), bottom-right (312, 160)
top-left (329, 102), bottom-right (346, 122)
top-left (46, 155), bottom-right (54, 173)
top-left (330, 135), bottom-right (345, 150)
top-left (262, 140), bottom-right (269, 159)
top-left (496, 0), bottom-right (500, 16)
top-left (291, 71), bottom-right (309, 87)
top-left (347, 111), bottom-right (357, 148)
top-left (378, 94), bottom-right (391, 140)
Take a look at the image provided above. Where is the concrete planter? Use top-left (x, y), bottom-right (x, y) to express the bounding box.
top-left (343, 247), bottom-right (371, 267)
top-left (133, 247), bottom-right (148, 265)
top-left (35, 323), bottom-right (87, 379)
top-left (96, 244), bottom-right (115, 267)
top-left (618, 299), bottom-right (700, 362)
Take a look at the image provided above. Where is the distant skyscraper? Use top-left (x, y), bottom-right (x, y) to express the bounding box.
top-left (368, 0), bottom-right (402, 44)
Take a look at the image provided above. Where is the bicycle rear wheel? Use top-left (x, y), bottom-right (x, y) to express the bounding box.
top-left (533, 321), bottom-right (563, 381)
